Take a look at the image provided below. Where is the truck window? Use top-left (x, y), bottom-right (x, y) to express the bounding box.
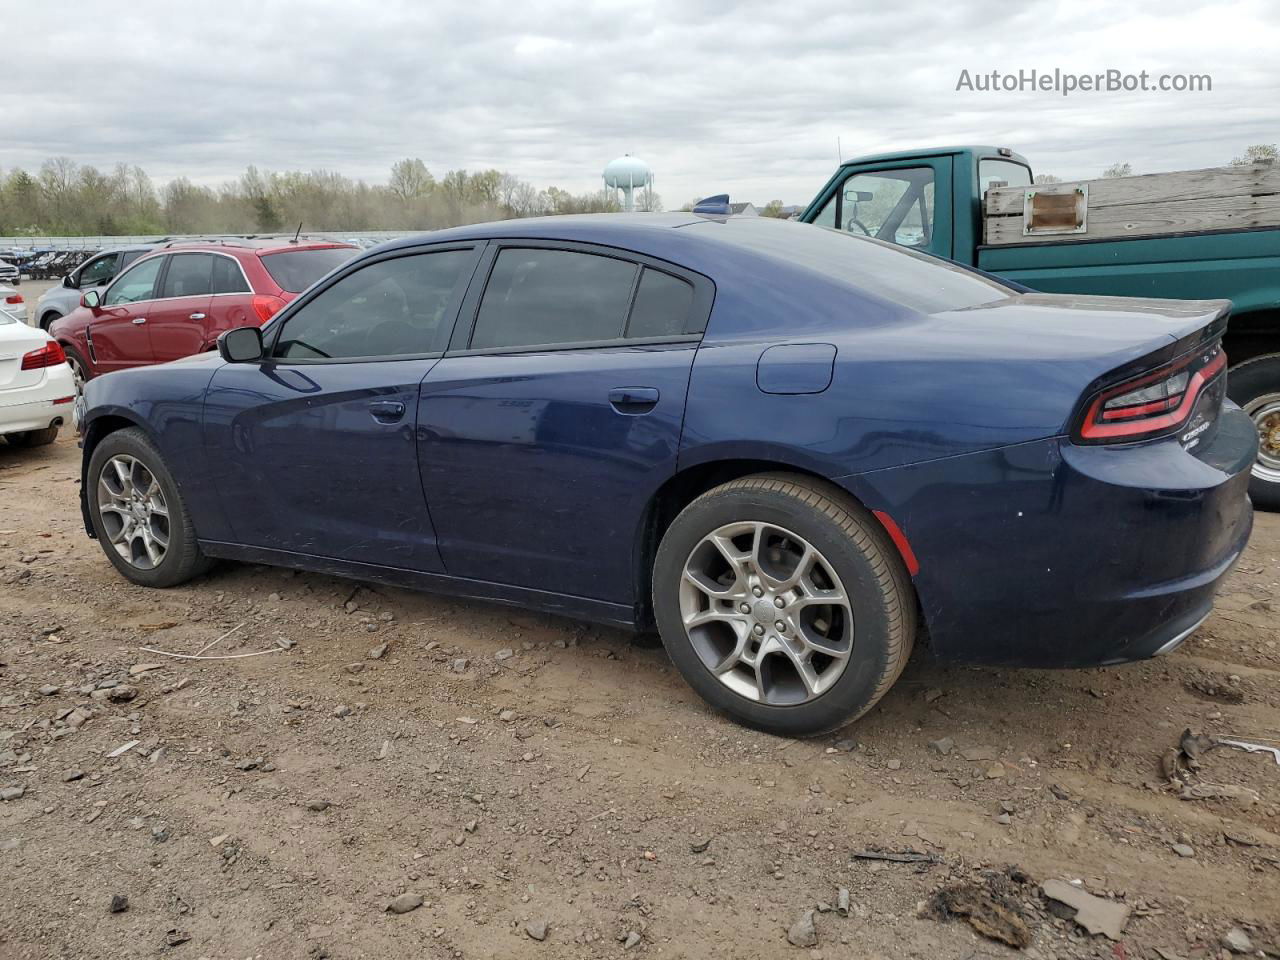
top-left (812, 167), bottom-right (934, 249)
top-left (978, 159), bottom-right (1032, 194)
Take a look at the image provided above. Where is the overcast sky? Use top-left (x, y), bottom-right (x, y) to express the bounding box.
top-left (6, 0), bottom-right (1277, 206)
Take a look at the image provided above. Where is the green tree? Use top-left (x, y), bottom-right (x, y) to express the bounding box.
top-left (388, 158), bottom-right (434, 200)
top-left (761, 200), bottom-right (786, 218)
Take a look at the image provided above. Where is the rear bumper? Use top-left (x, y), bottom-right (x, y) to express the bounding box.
top-left (0, 365), bottom-right (77, 435)
top-left (840, 404), bottom-right (1256, 668)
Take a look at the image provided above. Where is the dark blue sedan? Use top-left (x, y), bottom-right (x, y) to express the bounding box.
top-left (75, 214), bottom-right (1256, 735)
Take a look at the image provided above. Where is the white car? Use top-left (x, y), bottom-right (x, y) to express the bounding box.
top-left (0, 283), bottom-right (26, 324)
top-left (0, 304), bottom-right (76, 448)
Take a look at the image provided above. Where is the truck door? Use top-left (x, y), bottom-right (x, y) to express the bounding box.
top-left (807, 157), bottom-right (953, 260)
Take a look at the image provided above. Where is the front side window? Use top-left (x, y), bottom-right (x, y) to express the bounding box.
top-left (103, 256), bottom-right (165, 306)
top-left (470, 249), bottom-right (638, 350)
top-left (273, 250), bottom-right (473, 360)
top-left (77, 253), bottom-right (120, 287)
top-left (836, 167), bottom-right (935, 247)
top-left (160, 253), bottom-right (214, 299)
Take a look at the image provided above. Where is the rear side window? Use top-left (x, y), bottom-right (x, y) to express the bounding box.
top-left (273, 250), bottom-right (472, 360)
top-left (471, 249), bottom-right (637, 350)
top-left (104, 256), bottom-right (165, 305)
top-left (626, 268), bottom-right (695, 338)
top-left (160, 253), bottom-right (214, 298)
top-left (211, 256), bottom-right (250, 294)
top-left (261, 247), bottom-right (358, 293)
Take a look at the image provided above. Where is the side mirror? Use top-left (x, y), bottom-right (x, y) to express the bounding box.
top-left (80, 289), bottom-right (101, 309)
top-left (62, 273), bottom-right (76, 289)
top-left (218, 326), bottom-right (264, 363)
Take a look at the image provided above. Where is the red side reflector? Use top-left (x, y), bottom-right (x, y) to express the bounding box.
top-left (52, 396), bottom-right (74, 405)
top-left (20, 341), bottom-right (66, 371)
top-left (872, 510), bottom-right (920, 577)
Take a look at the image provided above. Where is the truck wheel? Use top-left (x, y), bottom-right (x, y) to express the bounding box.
top-left (652, 474), bottom-right (916, 736)
top-left (1229, 354), bottom-right (1280, 511)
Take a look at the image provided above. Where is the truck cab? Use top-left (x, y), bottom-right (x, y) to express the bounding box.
top-left (802, 146), bottom-right (1033, 261)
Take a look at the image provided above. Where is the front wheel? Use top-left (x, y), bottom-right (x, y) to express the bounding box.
top-left (87, 428), bottom-right (212, 587)
top-left (1228, 354), bottom-right (1280, 511)
top-left (653, 474), bottom-right (916, 736)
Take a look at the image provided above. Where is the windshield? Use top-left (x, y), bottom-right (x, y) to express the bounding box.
top-left (709, 219), bottom-right (1014, 314)
top-left (261, 247), bottom-right (359, 293)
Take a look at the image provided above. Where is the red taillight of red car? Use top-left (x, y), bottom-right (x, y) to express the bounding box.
top-left (1076, 343), bottom-right (1227, 443)
top-left (4, 294), bottom-right (22, 304)
top-left (251, 295), bottom-right (286, 325)
top-left (20, 341), bottom-right (67, 371)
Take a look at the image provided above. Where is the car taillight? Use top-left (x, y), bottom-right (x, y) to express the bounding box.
top-left (251, 295), bottom-right (286, 325)
top-left (4, 294), bottom-right (21, 304)
top-left (21, 341), bottom-right (67, 371)
top-left (1076, 343), bottom-right (1227, 443)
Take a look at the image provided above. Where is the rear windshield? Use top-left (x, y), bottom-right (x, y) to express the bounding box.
top-left (709, 220), bottom-right (1014, 314)
top-left (261, 247), bottom-right (358, 293)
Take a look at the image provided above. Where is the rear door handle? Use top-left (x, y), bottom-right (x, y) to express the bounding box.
top-left (131, 317), bottom-right (146, 325)
top-left (369, 400), bottom-right (406, 423)
top-left (189, 313), bottom-right (206, 320)
top-left (609, 386), bottom-right (660, 413)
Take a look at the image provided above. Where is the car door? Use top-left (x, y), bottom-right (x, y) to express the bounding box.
top-left (201, 245), bottom-right (482, 571)
top-left (90, 254), bottom-right (166, 373)
top-left (418, 241), bottom-right (712, 604)
top-left (146, 252), bottom-right (215, 362)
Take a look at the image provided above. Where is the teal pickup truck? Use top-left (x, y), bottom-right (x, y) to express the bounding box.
top-left (799, 145), bottom-right (1280, 509)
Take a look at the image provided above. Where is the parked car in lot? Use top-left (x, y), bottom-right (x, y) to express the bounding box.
top-left (50, 238), bottom-right (357, 383)
top-left (1, 303), bottom-right (75, 448)
top-left (0, 257), bottom-right (19, 286)
top-left (75, 213), bottom-right (1255, 734)
top-left (0, 284), bottom-right (26, 325)
top-left (33, 244), bottom-right (156, 330)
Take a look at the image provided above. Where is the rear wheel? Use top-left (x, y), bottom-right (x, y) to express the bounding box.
top-left (4, 425), bottom-right (59, 447)
top-left (653, 474), bottom-right (915, 736)
top-left (87, 428), bottom-right (212, 587)
top-left (63, 345), bottom-right (89, 393)
top-left (1228, 354), bottom-right (1280, 511)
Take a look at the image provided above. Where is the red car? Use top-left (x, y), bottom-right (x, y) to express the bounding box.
top-left (50, 239), bottom-right (358, 382)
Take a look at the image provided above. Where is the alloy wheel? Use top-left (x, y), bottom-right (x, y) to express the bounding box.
top-left (66, 356), bottom-right (86, 394)
top-left (97, 454), bottom-right (170, 569)
top-left (1244, 392), bottom-right (1280, 484)
top-left (679, 521), bottom-right (854, 706)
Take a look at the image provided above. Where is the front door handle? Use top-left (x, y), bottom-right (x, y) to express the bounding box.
top-left (189, 313), bottom-right (206, 320)
top-left (131, 317), bottom-right (146, 325)
top-left (608, 386), bottom-right (660, 413)
top-left (369, 400), bottom-right (406, 423)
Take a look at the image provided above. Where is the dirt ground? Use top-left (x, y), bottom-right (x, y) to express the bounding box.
top-left (0, 433), bottom-right (1277, 960)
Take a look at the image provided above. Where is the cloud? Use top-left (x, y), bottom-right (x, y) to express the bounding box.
top-left (5, 0), bottom-right (1277, 207)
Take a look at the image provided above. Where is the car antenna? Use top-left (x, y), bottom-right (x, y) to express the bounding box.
top-left (291, 222), bottom-right (303, 244)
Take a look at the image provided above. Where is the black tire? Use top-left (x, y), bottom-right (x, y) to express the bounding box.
top-left (653, 473), bottom-right (916, 736)
top-left (5, 424), bottom-right (59, 447)
top-left (1227, 353), bottom-right (1280, 511)
top-left (39, 311), bottom-right (61, 331)
top-left (62, 344), bottom-right (90, 388)
top-left (87, 427), bottom-right (212, 588)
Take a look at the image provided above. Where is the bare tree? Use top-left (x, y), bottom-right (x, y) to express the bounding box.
top-left (1033, 173), bottom-right (1061, 184)
top-left (388, 158), bottom-right (434, 200)
top-left (1231, 144), bottom-right (1278, 166)
top-left (1101, 162), bottom-right (1133, 179)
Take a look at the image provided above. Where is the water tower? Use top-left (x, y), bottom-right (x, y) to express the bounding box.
top-left (603, 155), bottom-right (653, 212)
